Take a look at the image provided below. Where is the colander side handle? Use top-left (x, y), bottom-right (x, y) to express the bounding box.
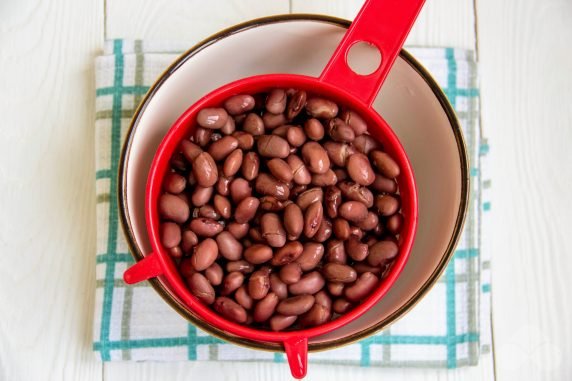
top-left (284, 336), bottom-right (308, 379)
top-left (319, 0), bottom-right (426, 107)
top-left (123, 253), bottom-right (163, 284)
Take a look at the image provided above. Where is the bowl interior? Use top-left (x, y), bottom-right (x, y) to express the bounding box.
top-left (121, 18), bottom-right (465, 347)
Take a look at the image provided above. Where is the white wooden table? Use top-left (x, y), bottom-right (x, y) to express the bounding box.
top-left (1, 1), bottom-right (571, 380)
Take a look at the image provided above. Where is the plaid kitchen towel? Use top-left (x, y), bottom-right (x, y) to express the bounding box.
top-left (93, 39), bottom-right (491, 368)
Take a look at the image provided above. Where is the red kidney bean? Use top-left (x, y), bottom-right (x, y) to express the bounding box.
top-left (367, 241), bottom-right (399, 266)
top-left (259, 196), bottom-right (288, 212)
top-left (244, 244), bottom-right (273, 264)
top-left (301, 142), bottom-right (330, 174)
top-left (267, 158), bottom-right (293, 183)
top-left (205, 262), bottom-right (223, 286)
top-left (187, 273), bottom-right (215, 305)
top-left (304, 201), bottom-right (323, 239)
top-left (197, 108), bottom-right (228, 129)
top-left (198, 205), bottom-right (219, 219)
top-left (327, 282), bottom-right (344, 296)
top-left (248, 227), bottom-right (264, 243)
top-left (189, 218), bottom-right (223, 237)
top-left (216, 175), bottom-right (232, 196)
top-left (254, 292), bottom-right (279, 322)
top-left (333, 218), bottom-right (350, 240)
top-left (304, 118), bottom-right (325, 141)
top-left (243, 113), bottom-right (265, 136)
top-left (262, 112), bottom-right (287, 129)
top-left (375, 194), bottom-right (400, 216)
top-left (221, 271), bottom-right (245, 295)
top-left (286, 90), bottom-right (307, 120)
top-left (241, 152), bottom-right (260, 181)
top-left (287, 154), bottom-right (312, 185)
top-left (311, 169), bottom-right (337, 186)
top-left (235, 285), bottom-right (254, 310)
top-left (229, 178), bottom-right (252, 203)
top-left (295, 243), bottom-right (324, 271)
top-left (248, 268), bottom-right (271, 300)
top-left (257, 135), bottom-right (290, 158)
top-left (305, 97), bottom-right (338, 119)
top-left (279, 263), bottom-right (302, 285)
top-left (223, 149), bottom-right (243, 177)
top-left (371, 150), bottom-right (400, 178)
top-left (283, 203), bottom-right (303, 240)
top-left (233, 131), bottom-right (254, 150)
top-left (353, 134), bottom-right (380, 154)
top-left (322, 263), bottom-right (357, 283)
top-left (325, 186), bottom-right (342, 218)
top-left (340, 109), bottom-right (368, 135)
top-left (346, 234), bottom-right (369, 261)
top-left (260, 213), bottom-right (287, 248)
top-left (181, 140), bottom-right (203, 162)
top-left (299, 302), bottom-right (330, 328)
top-left (191, 186), bottom-right (213, 207)
top-left (160, 222), bottom-right (181, 248)
top-left (266, 89), bottom-right (287, 114)
top-left (270, 273), bottom-right (288, 300)
top-left (179, 258), bottom-right (196, 278)
top-left (286, 126), bottom-right (307, 147)
top-left (213, 195), bottom-right (231, 219)
top-left (277, 295), bottom-right (315, 316)
top-left (224, 94), bottom-right (255, 115)
top-left (269, 314), bottom-right (297, 331)
top-left (170, 152), bottom-right (188, 172)
top-left (159, 193), bottom-right (190, 223)
top-left (354, 262), bottom-right (382, 275)
top-left (221, 116), bottom-right (236, 135)
top-left (163, 172), bottom-right (186, 194)
top-left (338, 201), bottom-right (369, 223)
top-left (234, 196), bottom-right (259, 224)
top-left (323, 141), bottom-right (354, 167)
top-left (208, 136), bottom-right (238, 161)
top-left (214, 296), bottom-right (247, 323)
top-left (357, 211), bottom-right (379, 231)
top-left (181, 229), bottom-right (198, 253)
top-left (226, 260), bottom-right (255, 274)
top-left (333, 298), bottom-right (353, 314)
top-left (386, 213), bottom-right (403, 234)
top-left (296, 187), bottom-right (323, 211)
top-left (191, 238), bottom-right (218, 271)
top-left (349, 225), bottom-right (364, 239)
top-left (328, 118), bottom-right (355, 143)
top-left (313, 218), bottom-right (332, 242)
top-left (194, 127), bottom-right (213, 147)
top-left (271, 242), bottom-right (303, 266)
top-left (226, 222), bottom-right (249, 240)
top-left (338, 181), bottom-right (374, 208)
top-left (326, 240), bottom-right (347, 264)
top-left (216, 231), bottom-right (243, 260)
top-left (255, 174), bottom-right (290, 201)
top-left (371, 174), bottom-right (398, 193)
top-left (288, 271), bottom-right (325, 296)
top-left (347, 153), bottom-right (375, 186)
top-left (344, 272), bottom-right (379, 302)
top-left (271, 125), bottom-right (289, 138)
top-left (192, 152), bottom-right (218, 187)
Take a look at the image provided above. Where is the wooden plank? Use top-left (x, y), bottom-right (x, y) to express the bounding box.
top-left (477, 0), bottom-right (572, 379)
top-left (106, 0), bottom-right (290, 41)
top-left (105, 355), bottom-right (494, 381)
top-left (0, 0), bottom-right (104, 380)
top-left (291, 0), bottom-right (476, 49)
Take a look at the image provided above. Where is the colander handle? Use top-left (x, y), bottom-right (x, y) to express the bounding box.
top-left (319, 0), bottom-right (425, 107)
top-left (284, 336), bottom-right (308, 379)
top-left (123, 253), bottom-right (163, 284)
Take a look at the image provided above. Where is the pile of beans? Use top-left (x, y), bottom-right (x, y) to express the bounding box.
top-left (158, 89), bottom-right (403, 331)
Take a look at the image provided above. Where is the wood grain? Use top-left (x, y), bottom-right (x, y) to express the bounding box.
top-left (106, 0), bottom-right (290, 41)
top-left (477, 0), bottom-right (572, 379)
top-left (0, 0), bottom-right (103, 380)
top-left (291, 0), bottom-right (476, 50)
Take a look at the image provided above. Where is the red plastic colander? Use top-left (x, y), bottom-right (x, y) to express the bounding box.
top-left (123, 0), bottom-right (424, 378)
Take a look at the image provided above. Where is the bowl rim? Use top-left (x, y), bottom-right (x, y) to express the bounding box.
top-left (117, 13), bottom-right (470, 352)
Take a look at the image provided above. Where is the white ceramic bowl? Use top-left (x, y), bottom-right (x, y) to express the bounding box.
top-left (118, 15), bottom-right (469, 351)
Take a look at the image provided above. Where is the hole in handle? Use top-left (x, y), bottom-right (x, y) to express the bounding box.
top-left (346, 41), bottom-right (382, 76)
